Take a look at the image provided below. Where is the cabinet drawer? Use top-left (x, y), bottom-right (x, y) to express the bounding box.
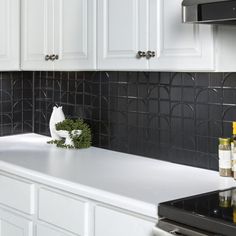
top-left (0, 208), bottom-right (33, 236)
top-left (0, 174), bottom-right (35, 214)
top-left (36, 225), bottom-right (70, 236)
top-left (38, 188), bottom-right (88, 235)
top-left (95, 206), bottom-right (154, 236)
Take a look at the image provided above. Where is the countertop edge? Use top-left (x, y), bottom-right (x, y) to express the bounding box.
top-left (0, 160), bottom-right (158, 219)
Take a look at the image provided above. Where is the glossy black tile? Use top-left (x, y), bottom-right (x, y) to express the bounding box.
top-left (2, 71), bottom-right (236, 171)
top-left (33, 71), bottom-right (236, 171)
top-left (0, 72), bottom-right (33, 136)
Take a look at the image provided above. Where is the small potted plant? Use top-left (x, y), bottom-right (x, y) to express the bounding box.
top-left (48, 119), bottom-right (92, 149)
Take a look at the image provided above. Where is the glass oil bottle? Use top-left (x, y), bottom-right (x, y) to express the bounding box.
top-left (219, 138), bottom-right (232, 177)
top-left (232, 122), bottom-right (236, 179)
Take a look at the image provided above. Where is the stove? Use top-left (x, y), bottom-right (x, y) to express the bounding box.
top-left (156, 188), bottom-right (236, 236)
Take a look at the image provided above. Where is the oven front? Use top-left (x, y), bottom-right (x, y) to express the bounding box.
top-left (153, 219), bottom-right (218, 236)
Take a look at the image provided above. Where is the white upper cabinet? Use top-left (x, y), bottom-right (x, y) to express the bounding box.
top-left (97, 0), bottom-right (149, 70)
top-left (21, 0), bottom-right (215, 72)
top-left (21, 0), bottom-right (54, 71)
top-left (215, 25), bottom-right (236, 72)
top-left (149, 0), bottom-right (214, 71)
top-left (0, 0), bottom-right (20, 71)
top-left (54, 0), bottom-right (96, 71)
top-left (21, 0), bottom-right (96, 71)
top-left (97, 0), bottom-right (214, 71)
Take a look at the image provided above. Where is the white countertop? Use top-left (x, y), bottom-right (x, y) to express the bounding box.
top-left (0, 133), bottom-right (235, 219)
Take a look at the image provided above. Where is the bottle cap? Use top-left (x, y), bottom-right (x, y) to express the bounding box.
top-left (219, 138), bottom-right (231, 146)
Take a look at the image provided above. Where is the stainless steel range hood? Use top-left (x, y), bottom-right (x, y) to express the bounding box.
top-left (182, 0), bottom-right (236, 24)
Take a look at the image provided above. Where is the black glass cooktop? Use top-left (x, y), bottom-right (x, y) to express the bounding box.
top-left (158, 188), bottom-right (236, 236)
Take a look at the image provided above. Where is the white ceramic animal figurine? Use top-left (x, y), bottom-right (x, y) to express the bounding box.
top-left (49, 106), bottom-right (65, 140)
top-left (56, 130), bottom-right (82, 147)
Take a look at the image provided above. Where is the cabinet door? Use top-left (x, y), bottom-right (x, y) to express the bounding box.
top-left (215, 26), bottom-right (236, 72)
top-left (0, 174), bottom-right (35, 215)
top-left (0, 209), bottom-right (33, 236)
top-left (36, 225), bottom-right (70, 236)
top-left (54, 0), bottom-right (96, 71)
top-left (97, 0), bottom-right (149, 70)
top-left (95, 206), bottom-right (155, 236)
top-left (21, 0), bottom-right (54, 71)
top-left (149, 0), bottom-right (214, 71)
top-left (0, 0), bottom-right (20, 70)
top-left (38, 188), bottom-right (88, 236)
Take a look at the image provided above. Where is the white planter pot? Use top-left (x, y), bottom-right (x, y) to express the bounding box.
top-left (49, 106), bottom-right (65, 140)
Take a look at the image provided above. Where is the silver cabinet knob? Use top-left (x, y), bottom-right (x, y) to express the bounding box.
top-left (50, 54), bottom-right (56, 61)
top-left (45, 54), bottom-right (59, 61)
top-left (146, 51), bottom-right (156, 59)
top-left (45, 55), bottom-right (50, 61)
top-left (137, 51), bottom-right (146, 59)
top-left (50, 54), bottom-right (59, 61)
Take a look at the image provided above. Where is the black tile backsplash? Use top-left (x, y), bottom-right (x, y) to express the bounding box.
top-left (0, 72), bottom-right (33, 136)
top-left (31, 71), bottom-right (236, 171)
top-left (2, 71), bottom-right (236, 171)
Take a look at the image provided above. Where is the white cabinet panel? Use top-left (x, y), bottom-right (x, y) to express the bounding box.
top-left (36, 225), bottom-right (70, 236)
top-left (95, 206), bottom-right (155, 236)
top-left (98, 0), bottom-right (214, 71)
top-left (54, 0), bottom-right (96, 70)
top-left (0, 171), bottom-right (156, 236)
top-left (98, 0), bottom-right (149, 70)
top-left (21, 0), bottom-right (54, 70)
top-left (22, 0), bottom-right (95, 71)
top-left (215, 25), bottom-right (236, 72)
top-left (38, 188), bottom-right (89, 235)
top-left (149, 0), bottom-right (214, 71)
top-left (0, 174), bottom-right (35, 215)
top-left (0, 0), bottom-right (19, 70)
top-left (0, 209), bottom-right (33, 236)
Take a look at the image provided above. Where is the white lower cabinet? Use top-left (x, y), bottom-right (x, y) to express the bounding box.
top-left (95, 206), bottom-right (155, 236)
top-left (0, 209), bottom-right (33, 236)
top-left (0, 174), bottom-right (35, 215)
top-left (36, 225), bottom-right (71, 236)
top-left (0, 173), bottom-right (156, 236)
top-left (38, 188), bottom-right (89, 236)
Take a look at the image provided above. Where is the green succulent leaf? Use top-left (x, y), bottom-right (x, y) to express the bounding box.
top-left (48, 119), bottom-right (92, 149)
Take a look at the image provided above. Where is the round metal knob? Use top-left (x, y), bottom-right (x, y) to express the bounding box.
top-left (50, 54), bottom-right (56, 61)
top-left (146, 51), bottom-right (156, 59)
top-left (151, 51), bottom-right (156, 57)
top-left (45, 55), bottom-right (50, 61)
top-left (137, 51), bottom-right (146, 59)
top-left (50, 54), bottom-right (59, 61)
